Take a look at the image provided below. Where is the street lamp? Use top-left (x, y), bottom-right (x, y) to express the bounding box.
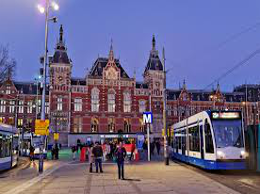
top-left (37, 0), bottom-right (59, 173)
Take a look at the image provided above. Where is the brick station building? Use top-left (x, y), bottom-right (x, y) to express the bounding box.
top-left (0, 25), bottom-right (259, 146)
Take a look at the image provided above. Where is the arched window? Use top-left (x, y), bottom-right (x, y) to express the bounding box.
top-left (91, 118), bottom-right (99, 133)
top-left (91, 88), bottom-right (100, 112)
top-left (108, 89), bottom-right (116, 112)
top-left (124, 118), bottom-right (131, 133)
top-left (108, 118), bottom-right (115, 133)
top-left (139, 100), bottom-right (146, 113)
top-left (123, 91), bottom-right (131, 113)
top-left (139, 118), bottom-right (145, 132)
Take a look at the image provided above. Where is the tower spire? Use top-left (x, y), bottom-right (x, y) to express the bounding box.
top-left (59, 24), bottom-right (63, 43)
top-left (109, 39), bottom-right (114, 61)
top-left (152, 35), bottom-right (156, 50)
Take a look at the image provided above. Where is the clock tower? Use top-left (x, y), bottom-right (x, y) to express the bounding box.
top-left (49, 25), bottom-right (72, 145)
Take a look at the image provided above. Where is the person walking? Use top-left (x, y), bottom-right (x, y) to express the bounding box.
top-left (71, 145), bottom-right (76, 160)
top-left (142, 140), bottom-right (148, 160)
top-left (129, 141), bottom-right (136, 161)
top-left (87, 144), bottom-right (94, 172)
top-left (92, 142), bottom-right (103, 173)
top-left (29, 144), bottom-right (35, 162)
top-left (115, 142), bottom-right (127, 180)
top-left (156, 139), bottom-right (161, 155)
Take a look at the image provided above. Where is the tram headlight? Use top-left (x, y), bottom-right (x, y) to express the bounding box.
top-left (240, 150), bottom-right (246, 158)
top-left (217, 151), bottom-right (225, 158)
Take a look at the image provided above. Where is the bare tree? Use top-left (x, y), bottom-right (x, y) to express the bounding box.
top-left (0, 45), bottom-right (16, 83)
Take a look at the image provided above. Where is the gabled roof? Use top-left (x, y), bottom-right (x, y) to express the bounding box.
top-left (89, 57), bottom-right (129, 78)
top-left (13, 81), bottom-right (49, 95)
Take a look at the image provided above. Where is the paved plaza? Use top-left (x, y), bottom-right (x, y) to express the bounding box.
top-left (2, 160), bottom-right (239, 194)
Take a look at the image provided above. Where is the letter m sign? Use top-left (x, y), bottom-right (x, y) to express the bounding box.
top-left (143, 112), bottom-right (153, 124)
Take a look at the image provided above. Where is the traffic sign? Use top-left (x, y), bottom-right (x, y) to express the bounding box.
top-left (54, 133), bottom-right (59, 140)
top-left (35, 119), bottom-right (49, 135)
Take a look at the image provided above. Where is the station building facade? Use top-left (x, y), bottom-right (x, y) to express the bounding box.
top-left (0, 25), bottom-right (259, 146)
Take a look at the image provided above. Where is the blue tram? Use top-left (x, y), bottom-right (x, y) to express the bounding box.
top-left (0, 124), bottom-right (19, 171)
top-left (172, 110), bottom-right (246, 170)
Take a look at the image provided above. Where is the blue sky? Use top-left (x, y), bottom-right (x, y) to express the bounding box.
top-left (1, 0), bottom-right (260, 91)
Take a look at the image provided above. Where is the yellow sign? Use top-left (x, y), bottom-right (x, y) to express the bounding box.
top-left (35, 119), bottom-right (49, 135)
top-left (162, 129), bottom-right (171, 137)
top-left (54, 133), bottom-right (59, 140)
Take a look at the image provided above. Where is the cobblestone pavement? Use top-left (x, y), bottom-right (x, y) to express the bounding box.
top-left (2, 161), bottom-right (239, 194)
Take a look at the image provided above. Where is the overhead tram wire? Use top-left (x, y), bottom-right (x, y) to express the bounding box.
top-left (204, 48), bottom-right (260, 90)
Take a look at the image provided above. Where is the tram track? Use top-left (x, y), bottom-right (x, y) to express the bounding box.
top-left (172, 158), bottom-right (260, 194)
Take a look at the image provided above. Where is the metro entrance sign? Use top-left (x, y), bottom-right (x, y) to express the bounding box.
top-left (143, 112), bottom-right (153, 162)
top-left (35, 119), bottom-right (49, 135)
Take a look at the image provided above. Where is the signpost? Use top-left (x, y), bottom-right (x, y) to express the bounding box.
top-left (35, 119), bottom-right (49, 173)
top-left (143, 112), bottom-right (153, 161)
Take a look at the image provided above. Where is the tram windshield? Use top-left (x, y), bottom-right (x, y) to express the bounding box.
top-left (212, 120), bottom-right (244, 148)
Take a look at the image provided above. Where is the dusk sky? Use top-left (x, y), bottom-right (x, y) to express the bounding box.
top-left (1, 0), bottom-right (260, 91)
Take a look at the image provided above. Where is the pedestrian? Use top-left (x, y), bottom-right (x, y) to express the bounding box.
top-left (129, 141), bottom-right (136, 161)
top-left (115, 141), bottom-right (127, 180)
top-left (92, 142), bottom-right (103, 173)
top-left (55, 143), bottom-right (59, 160)
top-left (142, 140), bottom-right (148, 160)
top-left (151, 140), bottom-right (155, 156)
top-left (156, 140), bottom-right (161, 155)
top-left (71, 145), bottom-right (76, 160)
top-left (29, 144), bottom-right (35, 162)
top-left (77, 139), bottom-right (81, 153)
top-left (87, 143), bottom-right (94, 172)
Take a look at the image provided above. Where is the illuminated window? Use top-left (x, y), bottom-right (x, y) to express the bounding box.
top-left (45, 102), bottom-right (49, 114)
top-left (108, 89), bottom-right (116, 112)
top-left (9, 101), bottom-right (15, 113)
top-left (27, 101), bottom-right (33, 114)
top-left (0, 100), bottom-right (6, 113)
top-left (0, 117), bottom-right (4, 123)
top-left (139, 100), bottom-right (146, 113)
top-left (91, 88), bottom-right (99, 112)
top-left (73, 117), bottom-right (82, 133)
top-left (123, 91), bottom-right (131, 113)
top-left (108, 118), bottom-right (115, 133)
top-left (6, 86), bottom-right (11, 94)
top-left (18, 100), bottom-right (24, 113)
top-left (18, 119), bottom-right (23, 128)
top-left (57, 97), bottom-right (62, 111)
top-left (74, 98), bottom-right (82, 112)
top-left (8, 117), bottom-right (14, 125)
top-left (91, 118), bottom-right (99, 133)
top-left (124, 118), bottom-right (131, 133)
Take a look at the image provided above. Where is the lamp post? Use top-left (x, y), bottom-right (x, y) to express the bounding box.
top-left (162, 47), bottom-right (169, 165)
top-left (37, 0), bottom-right (59, 173)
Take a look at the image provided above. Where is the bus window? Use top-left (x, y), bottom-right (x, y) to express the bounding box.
top-left (205, 120), bottom-right (214, 153)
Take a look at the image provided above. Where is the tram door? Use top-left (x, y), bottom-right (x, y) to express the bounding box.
top-left (200, 125), bottom-right (204, 159)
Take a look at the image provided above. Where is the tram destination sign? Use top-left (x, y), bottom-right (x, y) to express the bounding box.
top-left (211, 111), bottom-right (241, 120)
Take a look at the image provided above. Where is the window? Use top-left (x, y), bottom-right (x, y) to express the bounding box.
top-left (45, 102), bottom-right (49, 114)
top-left (123, 91), bottom-right (131, 112)
top-left (6, 86), bottom-right (11, 94)
top-left (205, 120), bottom-right (214, 153)
top-left (91, 118), bottom-right (99, 133)
top-left (108, 90), bottom-right (116, 112)
top-left (57, 97), bottom-right (62, 111)
top-left (8, 117), bottom-right (14, 125)
top-left (0, 117), bottom-right (4, 123)
top-left (124, 118), bottom-right (131, 133)
top-left (18, 119), bottom-right (23, 128)
top-left (188, 125), bottom-right (200, 152)
top-left (0, 100), bottom-right (6, 113)
top-left (108, 118), bottom-right (115, 133)
top-left (18, 100), bottom-right (24, 113)
top-left (0, 134), bottom-right (11, 158)
top-left (73, 117), bottom-right (82, 133)
top-left (91, 88), bottom-right (100, 112)
top-left (139, 100), bottom-right (146, 113)
top-left (74, 98), bottom-right (82, 112)
top-left (139, 118), bottom-right (145, 132)
top-left (27, 101), bottom-right (33, 114)
top-left (9, 101), bottom-right (15, 113)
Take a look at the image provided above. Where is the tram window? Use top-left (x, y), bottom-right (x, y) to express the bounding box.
top-left (182, 130), bottom-right (186, 150)
top-left (205, 121), bottom-right (214, 153)
top-left (189, 125), bottom-right (200, 152)
top-left (0, 133), bottom-right (3, 158)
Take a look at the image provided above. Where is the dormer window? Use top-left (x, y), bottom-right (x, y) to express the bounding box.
top-left (6, 86), bottom-right (11, 94)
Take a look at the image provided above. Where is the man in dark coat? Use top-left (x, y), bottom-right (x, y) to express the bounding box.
top-left (115, 142), bottom-right (127, 180)
top-left (92, 142), bottom-right (103, 173)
